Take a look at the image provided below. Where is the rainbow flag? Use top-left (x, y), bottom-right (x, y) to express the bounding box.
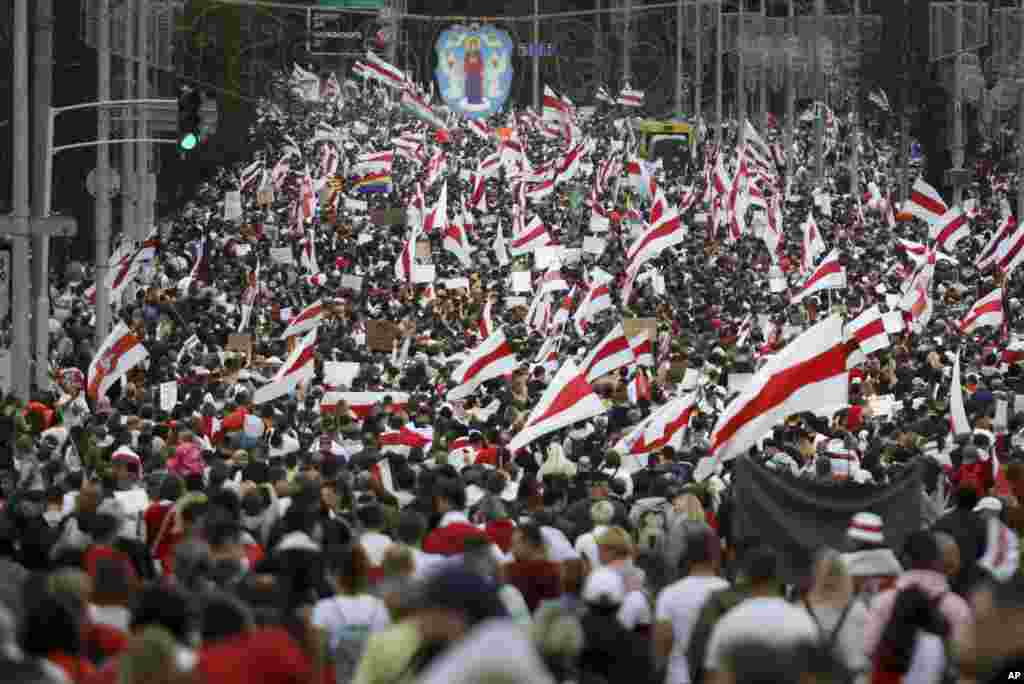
top-left (352, 171), bottom-right (392, 194)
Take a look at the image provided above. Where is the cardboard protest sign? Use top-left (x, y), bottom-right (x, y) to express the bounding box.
top-left (416, 240), bottom-right (432, 260)
top-left (159, 381), bottom-right (178, 412)
top-left (582, 236), bottom-right (606, 255)
top-left (226, 333), bottom-right (253, 359)
top-left (223, 191), bottom-right (243, 222)
top-left (340, 274), bottom-right (364, 291)
top-left (270, 247), bottom-right (294, 265)
top-left (366, 321), bottom-right (401, 352)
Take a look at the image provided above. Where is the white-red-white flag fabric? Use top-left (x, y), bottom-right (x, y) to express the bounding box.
top-left (581, 323), bottom-right (635, 383)
top-left (845, 305), bottom-right (890, 355)
top-left (478, 298), bottom-right (495, 339)
top-left (320, 391), bottom-right (410, 419)
top-left (710, 315), bottom-right (849, 463)
top-left (950, 350), bottom-right (970, 435)
top-left (448, 328), bottom-right (520, 400)
top-left (364, 51), bottom-right (409, 89)
top-left (630, 330), bottom-right (654, 367)
top-left (254, 328), bottom-right (318, 404)
top-left (615, 394), bottom-right (697, 470)
top-left (960, 289), bottom-right (1004, 335)
top-left (443, 207), bottom-right (473, 268)
top-left (931, 206), bottom-right (970, 251)
top-left (790, 250), bottom-right (846, 304)
top-left (87, 323), bottom-right (149, 402)
top-left (626, 207), bottom-right (684, 269)
top-left (508, 359), bottom-right (607, 452)
top-left (908, 177), bottom-right (948, 224)
top-left (801, 213), bottom-right (827, 273)
top-left (280, 300), bottom-right (324, 339)
top-left (510, 216), bottom-right (551, 255)
top-left (628, 368), bottom-right (652, 404)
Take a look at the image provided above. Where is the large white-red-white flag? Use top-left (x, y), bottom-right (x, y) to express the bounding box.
top-left (845, 305), bottom-right (890, 355)
top-left (508, 359), bottom-right (607, 452)
top-left (581, 323), bottom-right (635, 383)
top-left (574, 276), bottom-right (613, 336)
top-left (320, 391), bottom-right (410, 418)
top-left (710, 315), bottom-right (849, 463)
top-left (443, 206), bottom-right (474, 268)
top-left (87, 322), bottom-right (149, 402)
top-left (614, 394), bottom-right (697, 471)
top-left (626, 207), bottom-right (684, 269)
top-left (630, 329), bottom-right (655, 367)
top-left (907, 177), bottom-right (948, 224)
top-left (447, 328), bottom-right (520, 400)
top-left (790, 250), bottom-right (846, 304)
top-left (800, 213), bottom-right (827, 273)
top-left (931, 206), bottom-right (970, 251)
top-left (509, 216), bottom-right (551, 255)
top-left (959, 288), bottom-right (1004, 335)
top-left (254, 328), bottom-right (318, 404)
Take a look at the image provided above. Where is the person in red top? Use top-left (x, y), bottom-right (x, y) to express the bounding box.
top-left (503, 522), bottom-right (563, 612)
top-left (82, 513), bottom-right (138, 583)
top-left (422, 478), bottom-right (487, 556)
top-left (142, 475), bottom-right (183, 555)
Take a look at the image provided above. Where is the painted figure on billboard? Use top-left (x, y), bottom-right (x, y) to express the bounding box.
top-left (435, 24), bottom-right (514, 120)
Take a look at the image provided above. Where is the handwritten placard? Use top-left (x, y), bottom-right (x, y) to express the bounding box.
top-left (582, 236), bottom-right (607, 255)
top-left (340, 274), bottom-right (364, 291)
top-left (444, 277), bottom-right (470, 291)
top-left (511, 270), bottom-right (533, 293)
top-left (412, 264), bottom-right (436, 283)
top-left (159, 381), bottom-right (178, 412)
top-left (223, 191), bottom-right (243, 222)
top-left (270, 247), bottom-right (294, 265)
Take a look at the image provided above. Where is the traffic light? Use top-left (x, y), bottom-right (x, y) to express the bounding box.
top-left (177, 87), bottom-right (202, 152)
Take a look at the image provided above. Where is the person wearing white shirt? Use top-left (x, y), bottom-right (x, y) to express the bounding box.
top-left (575, 500), bottom-right (615, 569)
top-left (356, 503), bottom-right (393, 567)
top-left (393, 510), bottom-right (447, 580)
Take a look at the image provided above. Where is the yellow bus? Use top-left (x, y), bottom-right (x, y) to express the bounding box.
top-left (636, 119), bottom-right (693, 175)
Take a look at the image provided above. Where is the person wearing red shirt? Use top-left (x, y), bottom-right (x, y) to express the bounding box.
top-left (503, 523), bottom-right (563, 612)
top-left (422, 478), bottom-right (487, 556)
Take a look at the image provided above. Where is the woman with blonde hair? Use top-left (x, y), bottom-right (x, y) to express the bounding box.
top-left (801, 548), bottom-right (871, 683)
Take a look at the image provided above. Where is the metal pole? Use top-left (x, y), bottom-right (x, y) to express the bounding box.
top-left (850, 0), bottom-right (860, 199)
top-left (716, 0), bottom-right (723, 147)
top-left (760, 0), bottom-right (768, 131)
top-left (814, 0), bottom-right (825, 186)
top-left (952, 0), bottom-right (965, 205)
top-left (623, 0), bottom-right (632, 86)
top-left (10, 0), bottom-right (31, 399)
top-left (596, 0), bottom-right (603, 86)
top-left (137, 0), bottom-right (151, 239)
top-left (31, 0), bottom-right (55, 391)
top-left (695, 0), bottom-right (703, 128)
top-left (784, 0), bottom-right (794, 176)
top-left (96, 0), bottom-right (113, 348)
top-left (738, 0), bottom-right (746, 141)
top-left (675, 0), bottom-right (683, 116)
top-left (900, 0), bottom-right (910, 202)
top-left (1018, 1), bottom-right (1024, 219)
top-left (122, 2), bottom-right (137, 243)
top-left (532, 0), bottom-right (540, 111)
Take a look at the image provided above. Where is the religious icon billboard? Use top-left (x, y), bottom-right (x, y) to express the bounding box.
top-left (434, 24), bottom-right (514, 120)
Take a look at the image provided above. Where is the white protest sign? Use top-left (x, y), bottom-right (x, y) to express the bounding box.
top-left (533, 246), bottom-right (561, 270)
top-left (341, 274), bottom-right (364, 291)
top-left (344, 198), bottom-right (368, 212)
top-left (444, 277), bottom-right (470, 291)
top-left (270, 247), bottom-right (294, 265)
top-left (159, 381), bottom-right (178, 412)
top-left (511, 270), bottom-right (533, 292)
top-left (506, 296), bottom-right (528, 308)
top-left (582, 236), bottom-right (607, 255)
top-left (480, 215), bottom-right (497, 226)
top-left (223, 191), bottom-right (243, 222)
top-left (562, 248), bottom-right (581, 265)
top-left (324, 361), bottom-right (361, 389)
top-left (358, 232), bottom-right (374, 245)
top-left (886, 294), bottom-right (901, 309)
top-left (652, 273), bottom-right (666, 296)
top-left (412, 264), bottom-right (436, 283)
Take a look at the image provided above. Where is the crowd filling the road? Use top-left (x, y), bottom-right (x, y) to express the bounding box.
top-left (2, 57), bottom-right (1024, 684)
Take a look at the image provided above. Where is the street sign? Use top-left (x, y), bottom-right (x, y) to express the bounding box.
top-left (86, 168), bottom-right (121, 199)
top-left (307, 9), bottom-right (371, 56)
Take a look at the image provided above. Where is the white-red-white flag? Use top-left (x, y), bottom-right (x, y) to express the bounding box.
top-left (931, 206), bottom-right (970, 251)
top-left (468, 172), bottom-right (488, 212)
top-left (977, 215), bottom-right (1016, 271)
top-left (254, 328), bottom-right (318, 404)
top-left (960, 289), bottom-right (1004, 335)
top-left (790, 250), bottom-right (846, 304)
top-left (448, 328), bottom-right (520, 400)
top-left (614, 395), bottom-right (697, 470)
top-left (510, 216), bottom-right (551, 255)
top-left (364, 51), bottom-right (409, 89)
top-left (280, 300), bottom-right (325, 339)
top-left (907, 177), bottom-right (948, 224)
top-left (424, 148), bottom-right (447, 188)
top-left (478, 298), bottom-right (495, 339)
top-left (320, 391), bottom-right (409, 419)
top-left (581, 323), bottom-right (635, 383)
top-left (629, 329), bottom-right (655, 367)
top-left (710, 315), bottom-right (848, 463)
top-left (626, 206), bottom-right (684, 268)
top-left (801, 213), bottom-right (827, 273)
top-left (87, 322), bottom-right (148, 402)
top-left (845, 305), bottom-right (890, 355)
top-left (443, 205), bottom-right (473, 268)
top-left (574, 277), bottom-right (613, 336)
top-left (508, 359), bottom-right (607, 452)
top-left (628, 368), bottom-right (652, 404)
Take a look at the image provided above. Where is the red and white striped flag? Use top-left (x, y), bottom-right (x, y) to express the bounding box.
top-left (538, 263), bottom-right (569, 296)
top-left (557, 141), bottom-right (586, 184)
top-left (526, 178), bottom-right (555, 201)
top-left (907, 177), bottom-right (948, 224)
top-left (364, 51), bottom-right (409, 89)
top-left (801, 213), bottom-right (827, 274)
top-left (87, 322), bottom-right (149, 402)
top-left (300, 169), bottom-right (316, 222)
top-left (960, 289), bottom-right (1004, 335)
top-left (443, 207), bottom-right (473, 268)
top-left (574, 277), bottom-right (613, 336)
top-left (615, 395), bottom-right (697, 469)
top-left (627, 207), bottom-right (684, 271)
top-left (977, 215), bottom-right (1016, 271)
top-left (510, 216), bottom-right (551, 255)
top-left (280, 300), bottom-right (324, 339)
top-left (543, 85), bottom-right (570, 123)
top-left (320, 391), bottom-right (410, 418)
top-left (238, 260), bottom-right (261, 332)
top-left (469, 172), bottom-right (488, 212)
top-left (996, 219), bottom-right (1024, 275)
top-left (478, 298), bottom-right (495, 339)
top-left (239, 159), bottom-right (264, 193)
top-left (617, 87), bottom-right (644, 107)
top-left (477, 152), bottom-right (502, 179)
top-left (508, 359), bottom-right (606, 452)
top-left (379, 424), bottom-right (434, 452)
top-left (790, 250), bottom-right (846, 304)
top-left (845, 305), bottom-right (890, 355)
top-left (468, 119), bottom-right (492, 140)
top-left (581, 323), bottom-right (635, 383)
top-left (424, 148), bottom-right (447, 188)
top-left (628, 368), bottom-right (652, 404)
top-left (448, 328), bottom-right (519, 400)
top-left (931, 206), bottom-right (970, 252)
top-left (711, 315), bottom-right (848, 463)
top-left (254, 328), bottom-right (318, 405)
top-left (629, 329), bottom-right (654, 367)
top-left (422, 180), bottom-right (448, 235)
top-left (395, 227), bottom-right (418, 284)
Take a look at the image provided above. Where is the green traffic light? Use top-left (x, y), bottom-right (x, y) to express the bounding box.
top-left (180, 132), bottom-right (198, 150)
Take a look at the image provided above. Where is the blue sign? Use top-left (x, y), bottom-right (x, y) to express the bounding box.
top-left (435, 25), bottom-right (514, 120)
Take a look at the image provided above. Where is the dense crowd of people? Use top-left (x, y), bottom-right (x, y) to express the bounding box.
top-left (1, 58), bottom-right (1024, 684)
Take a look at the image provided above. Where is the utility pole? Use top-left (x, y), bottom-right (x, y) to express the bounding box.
top-left (761, 0), bottom-right (768, 132)
top-left (900, 0), bottom-right (911, 202)
top-left (695, 0), bottom-right (703, 131)
top-left (814, 0), bottom-right (825, 186)
top-left (31, 0), bottom-right (54, 390)
top-left (137, 0), bottom-right (152, 240)
top-left (532, 0), bottom-right (540, 111)
top-left (596, 0), bottom-right (603, 89)
top-left (716, 0), bottom-right (723, 146)
top-left (951, 0), bottom-right (965, 205)
top-left (784, 0), bottom-right (794, 176)
top-left (9, 0), bottom-right (31, 399)
top-left (849, 0), bottom-right (860, 197)
top-left (96, 0), bottom-right (113, 347)
top-left (624, 0), bottom-right (633, 87)
top-left (738, 0), bottom-right (746, 141)
top-left (676, 0), bottom-right (683, 116)
top-left (1018, 0), bottom-right (1024, 219)
top-left (122, 2), bottom-right (137, 243)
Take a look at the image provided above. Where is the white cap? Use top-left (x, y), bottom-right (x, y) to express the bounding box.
top-left (974, 497), bottom-right (1003, 514)
top-left (582, 568), bottom-right (625, 606)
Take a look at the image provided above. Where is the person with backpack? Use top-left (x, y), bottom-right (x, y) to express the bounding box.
top-left (800, 549), bottom-right (870, 683)
top-left (869, 586), bottom-right (950, 684)
top-left (863, 532), bottom-right (973, 676)
top-left (311, 544), bottom-right (391, 684)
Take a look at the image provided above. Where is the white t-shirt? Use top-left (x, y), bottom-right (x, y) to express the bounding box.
top-left (618, 590), bottom-right (653, 631)
top-left (574, 526), bottom-right (608, 568)
top-left (412, 548), bottom-right (447, 580)
top-left (704, 597), bottom-right (818, 674)
top-left (656, 575), bottom-right (730, 684)
top-left (311, 594), bottom-right (391, 654)
top-left (359, 532), bottom-right (393, 566)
